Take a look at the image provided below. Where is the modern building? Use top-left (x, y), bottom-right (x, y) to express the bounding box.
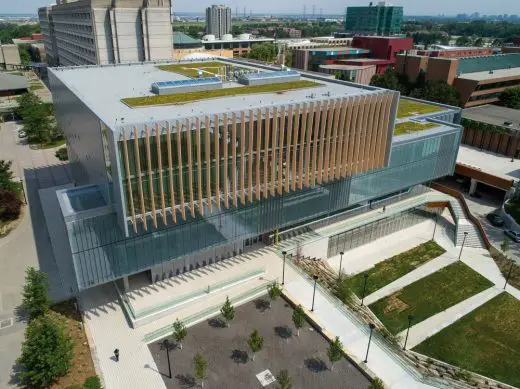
top-left (416, 46), bottom-right (493, 58)
top-left (45, 58), bottom-right (462, 294)
top-left (171, 32), bottom-right (234, 61)
top-left (0, 44), bottom-right (22, 70)
top-left (0, 73), bottom-right (29, 97)
top-left (201, 35), bottom-right (274, 57)
top-left (205, 4), bottom-right (232, 39)
top-left (38, 0), bottom-right (173, 66)
top-left (318, 64), bottom-right (377, 84)
top-left (348, 36), bottom-right (413, 73)
top-left (345, 1), bottom-right (403, 36)
top-left (292, 47), bottom-right (371, 72)
top-left (396, 53), bottom-right (520, 107)
top-left (12, 33), bottom-right (44, 46)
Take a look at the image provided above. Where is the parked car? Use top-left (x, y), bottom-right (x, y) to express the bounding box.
top-left (18, 130), bottom-right (27, 138)
top-left (504, 230), bottom-right (520, 243)
top-left (486, 213), bottom-right (505, 227)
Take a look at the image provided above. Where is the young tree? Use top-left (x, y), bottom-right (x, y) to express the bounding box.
top-left (500, 87), bottom-right (520, 109)
top-left (0, 160), bottom-right (18, 193)
top-left (220, 296), bottom-right (235, 327)
top-left (193, 352), bottom-right (207, 388)
top-left (173, 318), bottom-right (187, 350)
top-left (369, 377), bottom-right (385, 389)
top-left (334, 274), bottom-right (354, 305)
top-left (292, 305), bottom-right (305, 337)
top-left (17, 314), bottom-right (74, 388)
top-left (248, 329), bottom-right (264, 361)
top-left (276, 369), bottom-right (292, 389)
top-left (327, 336), bottom-right (343, 371)
top-left (22, 267), bottom-right (49, 320)
top-left (267, 281), bottom-right (282, 308)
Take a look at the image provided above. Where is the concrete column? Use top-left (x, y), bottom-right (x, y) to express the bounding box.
top-left (469, 178), bottom-right (478, 196)
top-left (122, 276), bottom-right (130, 291)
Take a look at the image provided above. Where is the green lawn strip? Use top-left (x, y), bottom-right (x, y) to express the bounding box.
top-left (122, 80), bottom-right (322, 107)
top-left (394, 121), bottom-right (437, 135)
top-left (397, 99), bottom-right (443, 119)
top-left (504, 199), bottom-right (520, 225)
top-left (413, 293), bottom-right (520, 388)
top-left (351, 241), bottom-right (445, 298)
top-left (369, 261), bottom-right (494, 334)
top-left (157, 62), bottom-right (231, 78)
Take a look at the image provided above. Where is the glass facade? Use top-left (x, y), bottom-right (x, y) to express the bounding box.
top-left (67, 128), bottom-right (461, 290)
top-left (345, 6), bottom-right (403, 35)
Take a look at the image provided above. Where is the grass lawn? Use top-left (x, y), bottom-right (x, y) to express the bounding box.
top-left (351, 240), bottom-right (446, 298)
top-left (394, 121), bottom-right (437, 136)
top-left (413, 293), bottom-right (520, 388)
top-left (29, 83), bottom-right (44, 91)
top-left (157, 61), bottom-right (231, 78)
top-left (49, 300), bottom-right (96, 388)
top-left (504, 199), bottom-right (520, 225)
top-left (397, 99), bottom-right (443, 119)
top-left (369, 261), bottom-right (494, 334)
top-left (123, 80), bottom-right (322, 107)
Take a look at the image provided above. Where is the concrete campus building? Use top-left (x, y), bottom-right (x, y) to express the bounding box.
top-left (0, 44), bottom-right (22, 70)
top-left (205, 4), bottom-right (232, 39)
top-left (396, 52), bottom-right (520, 107)
top-left (345, 1), bottom-right (403, 36)
top-left (46, 58), bottom-right (462, 295)
top-left (38, 0), bottom-right (173, 66)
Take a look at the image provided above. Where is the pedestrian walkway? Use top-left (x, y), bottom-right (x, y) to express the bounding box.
top-left (399, 286), bottom-right (502, 349)
top-left (284, 279), bottom-right (437, 389)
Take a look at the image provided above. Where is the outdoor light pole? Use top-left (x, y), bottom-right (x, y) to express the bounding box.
top-left (403, 315), bottom-right (414, 350)
top-left (458, 232), bottom-right (468, 260)
top-left (282, 251), bottom-right (287, 285)
top-left (432, 213), bottom-right (438, 240)
top-left (163, 339), bottom-right (172, 379)
top-left (361, 273), bottom-right (369, 306)
top-left (338, 251), bottom-right (344, 278)
top-left (504, 259), bottom-right (515, 290)
top-left (311, 275), bottom-right (319, 312)
top-left (364, 323), bottom-right (376, 363)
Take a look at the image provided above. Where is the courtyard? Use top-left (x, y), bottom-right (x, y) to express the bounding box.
top-left (148, 296), bottom-right (371, 389)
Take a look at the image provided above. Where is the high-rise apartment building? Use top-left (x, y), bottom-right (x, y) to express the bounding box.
top-left (345, 2), bottom-right (403, 36)
top-left (205, 4), bottom-right (232, 38)
top-left (38, 0), bottom-right (173, 66)
top-left (45, 58), bottom-right (462, 294)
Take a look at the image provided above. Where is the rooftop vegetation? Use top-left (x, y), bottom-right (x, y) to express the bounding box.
top-left (157, 61), bottom-right (232, 78)
top-left (397, 99), bottom-right (444, 119)
top-left (394, 121), bottom-right (437, 136)
top-left (122, 80), bottom-right (322, 107)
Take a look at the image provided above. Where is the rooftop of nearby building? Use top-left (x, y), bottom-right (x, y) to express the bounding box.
top-left (458, 53), bottom-right (520, 75)
top-left (172, 32), bottom-right (202, 47)
top-left (457, 145), bottom-right (520, 181)
top-left (49, 59), bottom-right (377, 129)
top-left (457, 67), bottom-right (520, 81)
top-left (298, 47), bottom-right (371, 54)
top-left (462, 105), bottom-right (520, 132)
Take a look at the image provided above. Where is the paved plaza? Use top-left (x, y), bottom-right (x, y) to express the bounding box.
top-left (149, 296), bottom-right (371, 389)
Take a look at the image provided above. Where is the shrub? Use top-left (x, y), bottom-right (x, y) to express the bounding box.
top-left (22, 267), bottom-right (50, 320)
top-left (83, 375), bottom-right (102, 389)
top-left (0, 188), bottom-right (22, 221)
top-left (55, 147), bottom-right (68, 161)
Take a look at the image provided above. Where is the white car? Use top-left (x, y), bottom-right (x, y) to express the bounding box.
top-left (18, 130), bottom-right (27, 138)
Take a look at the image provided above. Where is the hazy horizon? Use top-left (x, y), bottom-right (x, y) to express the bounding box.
top-left (1, 0), bottom-right (519, 17)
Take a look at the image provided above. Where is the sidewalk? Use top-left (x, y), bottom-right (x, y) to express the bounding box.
top-left (284, 279), bottom-right (436, 389)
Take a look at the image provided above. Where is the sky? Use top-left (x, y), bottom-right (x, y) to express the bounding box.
top-left (1, 0), bottom-right (520, 16)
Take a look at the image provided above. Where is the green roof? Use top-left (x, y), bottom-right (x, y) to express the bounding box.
top-left (172, 31), bottom-right (201, 47)
top-left (458, 54), bottom-right (520, 75)
top-left (397, 99), bottom-right (444, 119)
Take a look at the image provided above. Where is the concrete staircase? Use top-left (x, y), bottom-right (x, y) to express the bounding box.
top-left (446, 199), bottom-right (486, 249)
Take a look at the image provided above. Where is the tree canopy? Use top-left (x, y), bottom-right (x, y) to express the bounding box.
top-left (22, 267), bottom-right (50, 320)
top-left (17, 314), bottom-right (74, 388)
top-left (500, 88), bottom-right (520, 110)
top-left (0, 23), bottom-right (40, 43)
top-left (248, 43), bottom-right (277, 63)
top-left (16, 92), bottom-right (62, 145)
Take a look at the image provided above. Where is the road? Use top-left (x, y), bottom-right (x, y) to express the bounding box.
top-left (0, 121), bottom-right (71, 388)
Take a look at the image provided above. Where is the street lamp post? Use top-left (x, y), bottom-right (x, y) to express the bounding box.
top-left (311, 275), bottom-right (319, 312)
top-left (458, 232), bottom-right (468, 260)
top-left (282, 251), bottom-right (287, 285)
top-left (361, 273), bottom-right (369, 306)
top-left (163, 339), bottom-right (172, 379)
top-left (504, 259), bottom-right (515, 290)
top-left (338, 251), bottom-right (344, 278)
top-left (432, 213), bottom-right (438, 240)
top-left (403, 315), bottom-right (414, 350)
top-left (364, 323), bottom-right (376, 363)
